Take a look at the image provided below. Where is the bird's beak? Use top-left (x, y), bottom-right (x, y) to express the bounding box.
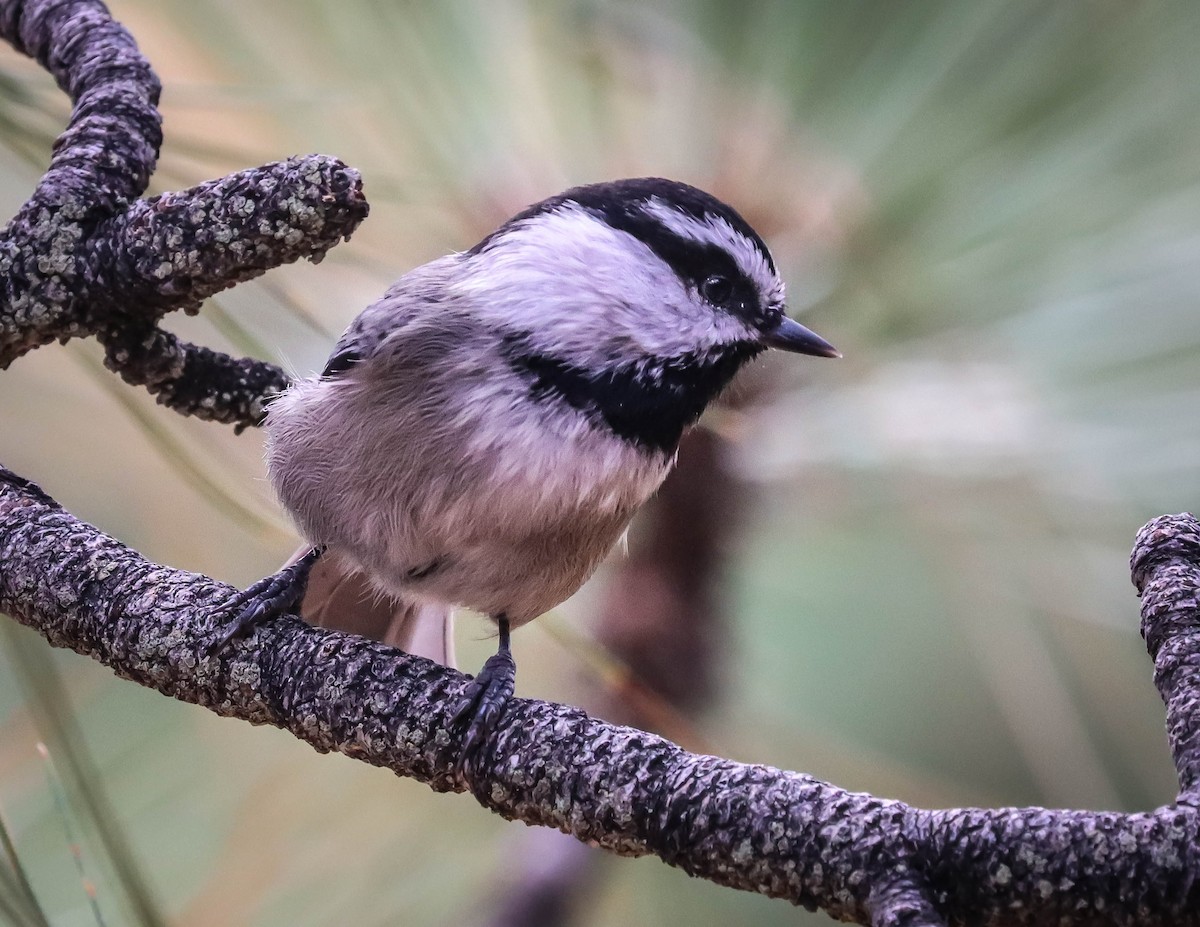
top-left (763, 316), bottom-right (841, 358)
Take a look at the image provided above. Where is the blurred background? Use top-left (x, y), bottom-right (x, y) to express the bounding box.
top-left (2, 0), bottom-right (1199, 924)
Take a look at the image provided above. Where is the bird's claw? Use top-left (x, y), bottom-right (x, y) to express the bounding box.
top-left (452, 648), bottom-right (516, 773)
top-left (206, 547), bottom-right (323, 655)
top-left (206, 583), bottom-right (277, 655)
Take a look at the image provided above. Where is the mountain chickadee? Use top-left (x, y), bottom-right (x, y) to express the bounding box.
top-left (214, 178), bottom-right (838, 762)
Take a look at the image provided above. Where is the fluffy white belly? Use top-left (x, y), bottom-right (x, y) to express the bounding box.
top-left (267, 374), bottom-right (672, 623)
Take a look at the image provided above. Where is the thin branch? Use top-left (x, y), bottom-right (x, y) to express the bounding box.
top-left (1132, 513), bottom-right (1200, 800)
top-left (0, 0), bottom-right (161, 211)
top-left (1, 0), bottom-right (160, 362)
top-left (89, 155), bottom-right (368, 317)
top-left (100, 320), bottom-right (289, 427)
top-left (0, 0), bottom-right (366, 432)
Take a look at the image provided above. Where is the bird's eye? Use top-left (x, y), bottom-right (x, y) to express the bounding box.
top-left (699, 274), bottom-right (734, 307)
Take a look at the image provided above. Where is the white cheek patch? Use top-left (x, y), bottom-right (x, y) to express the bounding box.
top-left (457, 206), bottom-right (758, 363)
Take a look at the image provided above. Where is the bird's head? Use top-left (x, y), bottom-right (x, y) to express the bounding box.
top-left (459, 178), bottom-right (838, 452)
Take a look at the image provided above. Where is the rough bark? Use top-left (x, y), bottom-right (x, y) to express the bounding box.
top-left (0, 0), bottom-right (367, 427)
top-left (2, 0), bottom-right (1200, 923)
top-left (3, 469), bottom-right (1200, 924)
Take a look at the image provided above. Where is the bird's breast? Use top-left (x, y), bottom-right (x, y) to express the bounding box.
top-left (266, 366), bottom-right (673, 622)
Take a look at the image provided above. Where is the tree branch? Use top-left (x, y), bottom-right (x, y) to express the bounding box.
top-left (1132, 514), bottom-right (1200, 800)
top-left (2, 469), bottom-right (1199, 923)
top-left (0, 0), bottom-right (367, 429)
top-left (3, 0), bottom-right (1200, 922)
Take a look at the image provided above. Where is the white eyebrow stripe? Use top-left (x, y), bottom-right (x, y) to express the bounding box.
top-left (638, 197), bottom-right (783, 306)
top-left (458, 205), bottom-right (757, 359)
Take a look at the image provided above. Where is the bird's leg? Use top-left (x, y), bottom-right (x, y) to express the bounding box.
top-left (208, 546), bottom-right (325, 652)
top-left (452, 614), bottom-right (516, 769)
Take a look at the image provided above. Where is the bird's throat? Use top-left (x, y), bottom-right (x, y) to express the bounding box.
top-left (501, 334), bottom-right (762, 454)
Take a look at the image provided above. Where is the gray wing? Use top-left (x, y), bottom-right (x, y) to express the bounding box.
top-left (320, 254), bottom-right (463, 379)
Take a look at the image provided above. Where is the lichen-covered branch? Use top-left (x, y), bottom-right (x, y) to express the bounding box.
top-left (0, 0), bottom-right (161, 212)
top-left (3, 0), bottom-right (1200, 922)
top-left (2, 468), bottom-right (1199, 925)
top-left (0, 0), bottom-right (160, 361)
top-left (89, 156), bottom-right (368, 316)
top-left (99, 322), bottom-right (289, 426)
top-left (0, 0), bottom-right (367, 430)
top-left (1132, 514), bottom-right (1200, 800)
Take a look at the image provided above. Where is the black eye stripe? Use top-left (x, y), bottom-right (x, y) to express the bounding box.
top-left (578, 204), bottom-right (765, 322)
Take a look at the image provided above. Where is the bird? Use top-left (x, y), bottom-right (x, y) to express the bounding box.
top-left (213, 177), bottom-right (839, 765)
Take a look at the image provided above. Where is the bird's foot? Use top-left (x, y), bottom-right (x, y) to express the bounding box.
top-left (207, 546), bottom-right (324, 653)
top-left (452, 616), bottom-right (515, 774)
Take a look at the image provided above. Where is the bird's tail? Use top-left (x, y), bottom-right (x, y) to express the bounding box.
top-left (286, 546), bottom-right (456, 667)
